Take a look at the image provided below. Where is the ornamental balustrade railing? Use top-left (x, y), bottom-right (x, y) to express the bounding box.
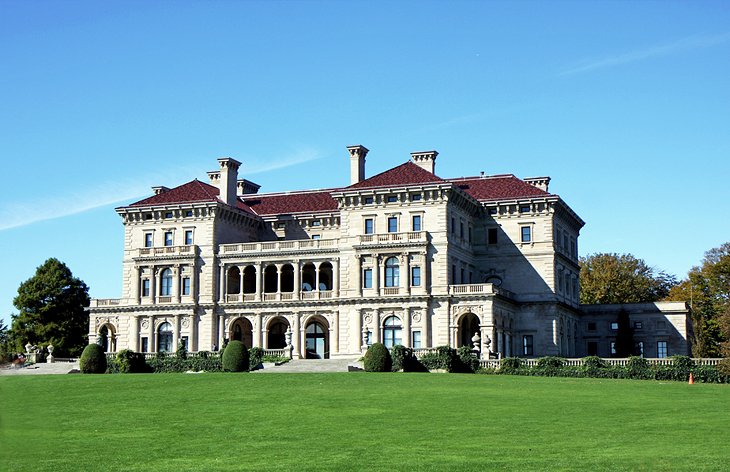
top-left (357, 231), bottom-right (427, 245)
top-left (225, 290), bottom-right (336, 303)
top-left (478, 358), bottom-right (723, 369)
top-left (220, 238), bottom-right (339, 254)
top-left (137, 245), bottom-right (197, 257)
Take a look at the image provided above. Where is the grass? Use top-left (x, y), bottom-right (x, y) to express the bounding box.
top-left (1, 373), bottom-right (728, 471)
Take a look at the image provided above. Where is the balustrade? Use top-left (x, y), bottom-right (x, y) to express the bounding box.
top-left (220, 238), bottom-right (338, 254)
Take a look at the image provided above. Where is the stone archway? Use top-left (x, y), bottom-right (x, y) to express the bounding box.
top-left (98, 323), bottom-right (117, 353)
top-left (229, 317), bottom-right (254, 349)
top-left (304, 316), bottom-right (329, 359)
top-left (458, 313), bottom-right (480, 348)
top-left (267, 317), bottom-right (290, 349)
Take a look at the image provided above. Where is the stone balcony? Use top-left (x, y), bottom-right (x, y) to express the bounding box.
top-left (444, 283), bottom-right (514, 299)
top-left (224, 290), bottom-right (337, 303)
top-left (136, 245), bottom-right (198, 260)
top-left (220, 238), bottom-right (339, 256)
top-left (357, 231), bottom-right (427, 246)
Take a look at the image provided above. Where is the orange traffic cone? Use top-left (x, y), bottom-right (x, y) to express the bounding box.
top-left (688, 372), bottom-right (695, 385)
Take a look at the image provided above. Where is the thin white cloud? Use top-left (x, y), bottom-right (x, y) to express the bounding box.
top-left (0, 149), bottom-right (322, 231)
top-left (559, 32), bottom-right (730, 76)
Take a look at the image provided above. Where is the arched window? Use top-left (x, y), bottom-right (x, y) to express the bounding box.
top-left (382, 316), bottom-right (402, 348)
top-left (160, 268), bottom-right (173, 296)
top-left (384, 257), bottom-right (399, 287)
top-left (157, 322), bottom-right (173, 352)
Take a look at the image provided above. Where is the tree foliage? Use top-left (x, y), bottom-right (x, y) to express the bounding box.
top-left (579, 253), bottom-right (677, 305)
top-left (665, 243), bottom-right (730, 357)
top-left (9, 258), bottom-right (90, 357)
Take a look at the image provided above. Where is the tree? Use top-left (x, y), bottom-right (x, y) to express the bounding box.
top-left (9, 258), bottom-right (90, 357)
top-left (665, 242), bottom-right (730, 357)
top-left (579, 253), bottom-right (677, 305)
top-left (0, 319), bottom-right (12, 362)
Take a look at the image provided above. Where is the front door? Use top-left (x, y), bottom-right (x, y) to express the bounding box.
top-left (305, 322), bottom-right (328, 359)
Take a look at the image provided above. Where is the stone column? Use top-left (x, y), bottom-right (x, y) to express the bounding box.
top-left (239, 265), bottom-right (245, 297)
top-left (256, 263), bottom-right (263, 301)
top-left (174, 265), bottom-right (181, 303)
top-left (293, 314), bottom-right (301, 359)
top-left (173, 314), bottom-right (180, 349)
top-left (404, 254), bottom-right (411, 295)
top-left (333, 259), bottom-right (339, 296)
top-left (403, 309), bottom-right (411, 347)
top-left (552, 318), bottom-right (559, 355)
top-left (133, 267), bottom-right (141, 305)
top-left (332, 311), bottom-right (339, 354)
top-left (254, 314), bottom-right (263, 348)
top-left (131, 315), bottom-right (140, 352)
top-left (373, 309), bottom-right (381, 344)
top-left (423, 309), bottom-right (431, 348)
top-left (276, 264), bottom-right (282, 300)
top-left (189, 314), bottom-right (197, 352)
top-left (373, 256), bottom-right (381, 296)
top-left (315, 263), bottom-right (321, 293)
top-left (218, 314), bottom-right (225, 347)
top-left (506, 333), bottom-right (512, 357)
top-left (149, 316), bottom-right (155, 352)
top-left (356, 256), bottom-right (363, 296)
top-left (151, 267), bottom-right (158, 304)
top-left (293, 260), bottom-right (301, 300)
top-left (355, 309), bottom-right (363, 353)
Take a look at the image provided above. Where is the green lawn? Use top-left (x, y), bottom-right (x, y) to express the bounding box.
top-left (1, 373), bottom-right (727, 471)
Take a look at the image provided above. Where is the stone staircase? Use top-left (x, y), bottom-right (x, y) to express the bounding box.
top-left (254, 358), bottom-right (362, 373)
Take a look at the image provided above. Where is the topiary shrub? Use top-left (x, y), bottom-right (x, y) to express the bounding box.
top-left (455, 345), bottom-right (479, 373)
top-left (115, 349), bottom-right (148, 373)
top-left (176, 341), bottom-right (188, 360)
top-left (390, 345), bottom-right (414, 372)
top-left (249, 347), bottom-right (264, 370)
top-left (80, 344), bottom-right (107, 374)
top-left (222, 340), bottom-right (249, 372)
top-left (364, 343), bottom-right (392, 372)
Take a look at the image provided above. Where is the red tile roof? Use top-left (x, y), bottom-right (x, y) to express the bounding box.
top-left (129, 180), bottom-right (221, 207)
top-left (242, 191), bottom-right (339, 216)
top-left (448, 175), bottom-right (551, 201)
top-left (348, 161), bottom-right (444, 189)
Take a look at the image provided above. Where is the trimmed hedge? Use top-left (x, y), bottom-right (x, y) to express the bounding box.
top-left (391, 345), bottom-right (414, 372)
top-left (249, 347), bottom-right (264, 370)
top-left (418, 346), bottom-right (457, 372)
top-left (481, 356), bottom-right (730, 383)
top-left (222, 340), bottom-right (249, 372)
top-left (80, 344), bottom-right (107, 374)
top-left (364, 343), bottom-right (392, 372)
top-left (115, 349), bottom-right (148, 373)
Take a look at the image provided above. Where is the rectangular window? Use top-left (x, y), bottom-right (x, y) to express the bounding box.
top-left (522, 335), bottom-right (534, 356)
top-left (459, 222), bottom-right (464, 238)
top-left (311, 220), bottom-right (321, 226)
top-left (520, 205), bottom-right (530, 213)
top-left (184, 230), bottom-right (193, 245)
top-left (184, 210), bottom-right (193, 217)
top-left (387, 195), bottom-right (397, 203)
top-left (412, 331), bottom-right (422, 349)
top-left (556, 229), bottom-right (563, 248)
top-left (144, 233), bottom-right (153, 248)
top-left (312, 234), bottom-right (321, 240)
top-left (469, 272), bottom-right (473, 284)
top-left (364, 218), bottom-right (374, 234)
top-left (563, 234), bottom-right (569, 252)
top-left (364, 196), bottom-right (374, 204)
top-left (363, 269), bottom-right (373, 289)
top-left (489, 208), bottom-right (498, 215)
top-left (460, 268), bottom-right (465, 284)
top-left (164, 231), bottom-right (173, 246)
top-left (634, 321), bottom-right (643, 329)
top-left (411, 266), bottom-right (421, 286)
top-left (181, 336), bottom-right (189, 350)
top-left (610, 322), bottom-right (619, 330)
top-left (182, 277), bottom-right (191, 295)
top-left (412, 215), bottom-right (422, 232)
top-left (387, 216), bottom-right (398, 233)
top-left (451, 217), bottom-right (455, 233)
top-left (587, 341), bottom-right (598, 356)
top-left (657, 341), bottom-right (668, 358)
top-left (468, 226), bottom-right (472, 243)
top-left (164, 211), bottom-right (173, 219)
top-left (488, 228), bottom-right (498, 245)
top-left (521, 226), bottom-right (531, 243)
top-left (557, 271), bottom-right (564, 294)
top-left (411, 193), bottom-right (422, 201)
top-left (451, 265), bottom-right (456, 284)
top-left (635, 341), bottom-right (644, 357)
top-left (141, 337), bottom-right (148, 353)
top-left (587, 322), bottom-right (596, 331)
top-left (570, 239), bottom-right (576, 258)
top-left (610, 342), bottom-right (617, 357)
top-left (142, 279), bottom-right (150, 297)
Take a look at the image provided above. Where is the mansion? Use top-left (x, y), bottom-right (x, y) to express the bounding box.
top-left (89, 146), bottom-right (690, 360)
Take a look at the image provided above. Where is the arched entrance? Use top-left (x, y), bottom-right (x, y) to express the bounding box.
top-left (382, 315), bottom-right (402, 348)
top-left (98, 324), bottom-right (116, 353)
top-left (267, 317), bottom-right (290, 349)
top-left (157, 322), bottom-right (173, 353)
top-left (305, 318), bottom-right (329, 359)
top-left (458, 313), bottom-right (480, 348)
top-left (230, 317), bottom-right (254, 348)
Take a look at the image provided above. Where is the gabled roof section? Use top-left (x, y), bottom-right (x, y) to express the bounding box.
top-left (449, 175), bottom-right (552, 201)
top-left (348, 161), bottom-right (445, 189)
top-left (129, 179), bottom-right (221, 207)
top-left (242, 190), bottom-right (339, 216)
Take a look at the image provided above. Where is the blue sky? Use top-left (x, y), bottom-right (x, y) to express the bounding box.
top-left (1, 1), bottom-right (729, 326)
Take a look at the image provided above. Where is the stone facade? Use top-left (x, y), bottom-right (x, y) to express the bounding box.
top-left (89, 147), bottom-right (690, 359)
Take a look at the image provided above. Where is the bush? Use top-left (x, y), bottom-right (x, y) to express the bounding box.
top-left (417, 346), bottom-right (457, 372)
top-left (499, 357), bottom-right (523, 374)
top-left (249, 347), bottom-right (264, 370)
top-left (115, 349), bottom-right (147, 373)
top-left (626, 356), bottom-right (651, 379)
top-left (390, 345), bottom-right (414, 372)
top-left (583, 356), bottom-right (606, 369)
top-left (222, 340), bottom-right (249, 372)
top-left (455, 346), bottom-right (479, 373)
top-left (717, 358), bottom-right (730, 377)
top-left (80, 344), bottom-right (107, 374)
top-left (176, 341), bottom-right (188, 360)
top-left (364, 343), bottom-right (392, 372)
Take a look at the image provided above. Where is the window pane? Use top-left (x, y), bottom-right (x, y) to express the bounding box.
top-left (412, 331), bottom-right (422, 349)
top-left (411, 267), bottom-right (421, 286)
top-left (185, 230), bottom-right (193, 245)
top-left (521, 226), bottom-right (531, 243)
top-left (164, 231), bottom-right (173, 246)
top-left (412, 215), bottom-right (421, 231)
top-left (388, 217), bottom-right (398, 233)
top-left (365, 219), bottom-right (373, 234)
top-left (182, 277), bottom-right (191, 295)
top-left (488, 228), bottom-right (498, 245)
top-left (363, 269), bottom-right (372, 288)
top-left (145, 233), bottom-right (153, 247)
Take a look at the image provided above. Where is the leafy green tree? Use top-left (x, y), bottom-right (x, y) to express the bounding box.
top-left (0, 319), bottom-right (13, 362)
top-left (666, 243), bottom-right (730, 357)
top-left (9, 258), bottom-right (90, 357)
top-left (579, 253), bottom-right (677, 305)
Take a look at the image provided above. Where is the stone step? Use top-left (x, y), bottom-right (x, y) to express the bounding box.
top-left (254, 358), bottom-right (362, 373)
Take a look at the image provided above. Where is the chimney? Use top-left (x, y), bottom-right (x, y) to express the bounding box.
top-left (217, 157), bottom-right (241, 206)
top-left (410, 150), bottom-right (438, 174)
top-left (347, 145), bottom-right (369, 185)
top-left (237, 178), bottom-right (261, 196)
top-left (524, 176), bottom-right (551, 192)
top-left (151, 186), bottom-right (169, 195)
